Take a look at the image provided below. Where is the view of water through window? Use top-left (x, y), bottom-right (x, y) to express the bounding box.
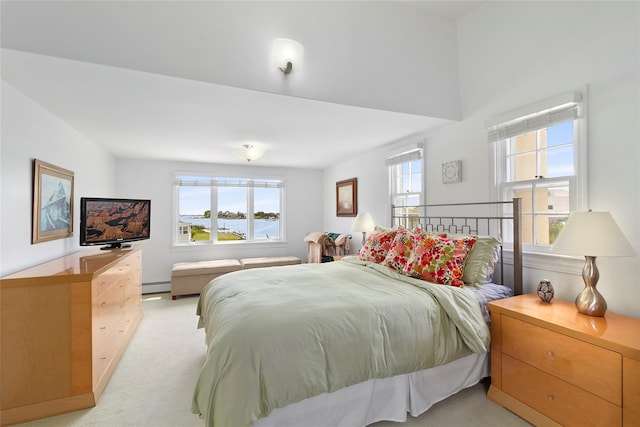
top-left (179, 216), bottom-right (280, 240)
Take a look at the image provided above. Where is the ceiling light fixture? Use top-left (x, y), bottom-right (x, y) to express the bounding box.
top-left (272, 38), bottom-right (304, 75)
top-left (242, 144), bottom-right (264, 162)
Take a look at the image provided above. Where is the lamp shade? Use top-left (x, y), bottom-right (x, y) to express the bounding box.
top-left (551, 211), bottom-right (636, 257)
top-left (352, 212), bottom-right (375, 233)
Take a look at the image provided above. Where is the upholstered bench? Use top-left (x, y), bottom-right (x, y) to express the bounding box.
top-left (171, 259), bottom-right (242, 299)
top-left (240, 256), bottom-right (301, 269)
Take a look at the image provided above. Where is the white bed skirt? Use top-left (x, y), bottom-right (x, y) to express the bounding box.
top-left (253, 352), bottom-right (490, 427)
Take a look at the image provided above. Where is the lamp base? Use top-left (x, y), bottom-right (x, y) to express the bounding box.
top-left (575, 286), bottom-right (607, 317)
top-left (576, 256), bottom-right (607, 317)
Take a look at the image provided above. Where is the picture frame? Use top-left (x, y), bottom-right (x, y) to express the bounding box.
top-left (32, 159), bottom-right (74, 244)
top-left (336, 177), bottom-right (357, 217)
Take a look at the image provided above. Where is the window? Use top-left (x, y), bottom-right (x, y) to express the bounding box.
top-left (488, 92), bottom-right (585, 251)
top-left (174, 175), bottom-right (284, 245)
top-left (387, 147), bottom-right (423, 228)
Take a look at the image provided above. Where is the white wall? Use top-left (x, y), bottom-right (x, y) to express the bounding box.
top-left (323, 1), bottom-right (640, 318)
top-left (0, 81), bottom-right (116, 276)
top-left (115, 158), bottom-right (323, 285)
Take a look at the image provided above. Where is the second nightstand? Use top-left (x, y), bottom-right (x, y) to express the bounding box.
top-left (487, 294), bottom-right (640, 427)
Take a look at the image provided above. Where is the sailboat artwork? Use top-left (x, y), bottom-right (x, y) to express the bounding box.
top-left (32, 159), bottom-right (75, 244)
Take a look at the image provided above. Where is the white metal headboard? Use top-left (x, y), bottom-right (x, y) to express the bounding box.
top-left (390, 198), bottom-right (522, 295)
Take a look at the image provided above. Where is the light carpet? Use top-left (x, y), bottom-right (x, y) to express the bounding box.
top-left (17, 292), bottom-right (530, 427)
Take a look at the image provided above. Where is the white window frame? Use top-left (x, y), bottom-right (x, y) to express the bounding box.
top-left (387, 144), bottom-right (424, 227)
top-left (488, 90), bottom-right (587, 254)
top-left (172, 173), bottom-right (285, 246)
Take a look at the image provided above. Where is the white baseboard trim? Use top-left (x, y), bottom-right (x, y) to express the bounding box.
top-left (142, 282), bottom-right (171, 294)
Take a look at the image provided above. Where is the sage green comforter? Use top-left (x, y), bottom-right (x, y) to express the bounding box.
top-left (192, 257), bottom-right (490, 427)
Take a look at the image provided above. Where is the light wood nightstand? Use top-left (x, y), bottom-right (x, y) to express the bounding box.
top-left (487, 294), bottom-right (640, 427)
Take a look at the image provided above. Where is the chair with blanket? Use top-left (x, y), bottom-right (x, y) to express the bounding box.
top-left (304, 232), bottom-right (351, 263)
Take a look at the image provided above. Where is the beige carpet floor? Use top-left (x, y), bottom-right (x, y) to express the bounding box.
top-left (17, 293), bottom-right (531, 427)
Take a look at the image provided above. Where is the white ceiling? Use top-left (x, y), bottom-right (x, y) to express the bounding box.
top-left (399, 1), bottom-right (485, 18)
top-left (1, 1), bottom-right (485, 169)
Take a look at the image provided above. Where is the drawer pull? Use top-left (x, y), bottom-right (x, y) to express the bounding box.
top-left (547, 395), bottom-right (554, 401)
top-left (100, 356), bottom-right (107, 360)
top-left (101, 301), bottom-right (106, 305)
top-left (547, 351), bottom-right (554, 357)
top-left (100, 326), bottom-right (106, 330)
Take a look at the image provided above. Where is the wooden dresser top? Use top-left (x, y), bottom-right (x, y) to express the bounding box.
top-left (1, 246), bottom-right (140, 286)
top-left (489, 294), bottom-right (640, 360)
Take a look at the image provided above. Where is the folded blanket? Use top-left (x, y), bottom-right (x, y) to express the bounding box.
top-left (303, 231), bottom-right (325, 243)
top-left (304, 232), bottom-right (336, 262)
top-left (326, 232), bottom-right (341, 241)
top-left (333, 233), bottom-right (350, 252)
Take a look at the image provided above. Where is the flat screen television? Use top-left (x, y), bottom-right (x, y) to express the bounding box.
top-left (80, 197), bottom-right (151, 250)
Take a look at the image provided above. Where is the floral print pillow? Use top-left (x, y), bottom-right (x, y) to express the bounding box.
top-left (381, 227), bottom-right (418, 272)
top-left (358, 227), bottom-right (400, 264)
top-left (402, 233), bottom-right (477, 287)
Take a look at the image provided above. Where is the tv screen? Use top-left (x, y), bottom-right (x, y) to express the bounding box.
top-left (80, 197), bottom-right (151, 250)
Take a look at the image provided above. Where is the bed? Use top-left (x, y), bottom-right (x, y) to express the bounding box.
top-left (192, 199), bottom-right (522, 427)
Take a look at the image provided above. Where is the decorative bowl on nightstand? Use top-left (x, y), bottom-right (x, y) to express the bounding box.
top-left (536, 279), bottom-right (554, 302)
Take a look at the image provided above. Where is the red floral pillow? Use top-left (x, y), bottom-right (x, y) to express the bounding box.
top-left (359, 227), bottom-right (399, 264)
top-left (381, 227), bottom-right (418, 272)
top-left (402, 233), bottom-right (477, 287)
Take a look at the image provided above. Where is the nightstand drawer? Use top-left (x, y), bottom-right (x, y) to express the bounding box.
top-left (503, 355), bottom-right (621, 427)
top-left (502, 316), bottom-right (621, 404)
top-left (624, 357), bottom-right (640, 426)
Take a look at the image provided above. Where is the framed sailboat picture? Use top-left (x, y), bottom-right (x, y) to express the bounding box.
top-left (336, 177), bottom-right (357, 217)
top-left (32, 159), bottom-right (74, 244)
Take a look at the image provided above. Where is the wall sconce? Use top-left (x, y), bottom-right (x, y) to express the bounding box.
top-left (272, 38), bottom-right (304, 75)
top-left (352, 212), bottom-right (375, 246)
top-left (551, 210), bottom-right (636, 316)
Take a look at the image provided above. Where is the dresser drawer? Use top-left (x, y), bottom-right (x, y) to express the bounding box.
top-left (93, 324), bottom-right (118, 386)
top-left (624, 357), bottom-right (640, 427)
top-left (95, 279), bottom-right (126, 318)
top-left (503, 355), bottom-right (621, 426)
top-left (92, 266), bottom-right (124, 297)
top-left (502, 316), bottom-right (621, 404)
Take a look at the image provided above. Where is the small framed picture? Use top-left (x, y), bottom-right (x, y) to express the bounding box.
top-left (32, 159), bottom-right (74, 244)
top-left (336, 177), bottom-right (357, 217)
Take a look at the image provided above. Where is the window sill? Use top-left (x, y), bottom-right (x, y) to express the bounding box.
top-left (171, 240), bottom-right (289, 249)
top-left (502, 249), bottom-right (584, 275)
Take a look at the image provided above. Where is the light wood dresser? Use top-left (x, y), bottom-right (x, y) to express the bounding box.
top-left (0, 246), bottom-right (143, 426)
top-left (488, 294), bottom-right (640, 427)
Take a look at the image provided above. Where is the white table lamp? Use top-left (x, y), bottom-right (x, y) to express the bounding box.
top-left (352, 212), bottom-right (375, 246)
top-left (551, 210), bottom-right (636, 316)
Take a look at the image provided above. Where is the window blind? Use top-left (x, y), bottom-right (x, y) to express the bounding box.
top-left (174, 176), bottom-right (283, 188)
top-left (486, 92), bottom-right (582, 143)
top-left (385, 148), bottom-right (422, 166)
